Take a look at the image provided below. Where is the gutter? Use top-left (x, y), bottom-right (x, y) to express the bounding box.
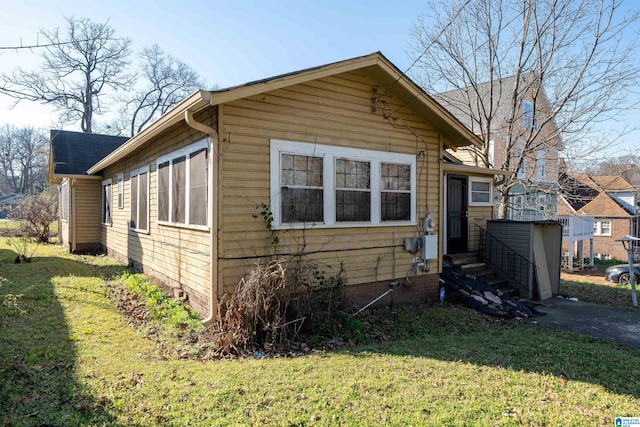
top-left (184, 109), bottom-right (220, 327)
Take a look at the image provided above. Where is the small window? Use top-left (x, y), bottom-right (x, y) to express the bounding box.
top-left (60, 180), bottom-right (69, 222)
top-left (594, 220), bottom-right (611, 236)
top-left (102, 179), bottom-right (113, 226)
top-left (469, 178), bottom-right (493, 206)
top-left (117, 173), bottom-right (124, 209)
top-left (129, 166), bottom-right (149, 233)
top-left (157, 139), bottom-right (209, 229)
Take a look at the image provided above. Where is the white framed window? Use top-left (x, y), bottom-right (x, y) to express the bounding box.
top-left (129, 166), bottom-right (149, 233)
top-left (536, 150), bottom-right (545, 179)
top-left (117, 173), bottom-right (124, 209)
top-left (156, 139), bottom-right (209, 229)
top-left (594, 220), bottom-right (612, 236)
top-left (469, 177), bottom-right (493, 206)
top-left (101, 178), bottom-right (113, 226)
top-left (60, 179), bottom-right (69, 222)
top-left (270, 140), bottom-right (416, 229)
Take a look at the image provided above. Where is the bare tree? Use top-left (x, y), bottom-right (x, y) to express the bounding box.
top-left (98, 45), bottom-right (207, 137)
top-left (0, 125), bottom-right (48, 195)
top-left (0, 17), bottom-right (133, 133)
top-left (586, 155), bottom-right (640, 189)
top-left (409, 0), bottom-right (640, 217)
top-left (126, 45), bottom-right (205, 136)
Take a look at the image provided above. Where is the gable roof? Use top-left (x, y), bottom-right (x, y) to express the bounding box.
top-left (49, 130), bottom-right (129, 182)
top-left (560, 173), bottom-right (635, 216)
top-left (579, 192), bottom-right (631, 217)
top-left (590, 175), bottom-right (635, 192)
top-left (435, 74), bottom-right (533, 135)
top-left (87, 52), bottom-right (482, 174)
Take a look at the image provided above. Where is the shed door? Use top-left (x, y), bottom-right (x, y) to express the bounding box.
top-left (447, 176), bottom-right (468, 254)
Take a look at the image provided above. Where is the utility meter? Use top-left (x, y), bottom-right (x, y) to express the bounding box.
top-left (423, 214), bottom-right (434, 233)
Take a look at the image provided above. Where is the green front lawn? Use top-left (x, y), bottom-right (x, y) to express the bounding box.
top-left (1, 242), bottom-right (639, 426)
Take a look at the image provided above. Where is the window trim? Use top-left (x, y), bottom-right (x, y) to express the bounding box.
top-left (129, 165), bottom-right (150, 233)
top-left (468, 177), bottom-right (493, 207)
top-left (270, 139), bottom-right (416, 229)
top-left (594, 220), bottom-right (612, 237)
top-left (156, 139), bottom-right (210, 231)
top-left (101, 178), bottom-right (113, 226)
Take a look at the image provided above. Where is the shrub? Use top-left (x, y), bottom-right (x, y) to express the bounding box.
top-left (212, 258), bottom-right (351, 356)
top-left (9, 188), bottom-right (58, 243)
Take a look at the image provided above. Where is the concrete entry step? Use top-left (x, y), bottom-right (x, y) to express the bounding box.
top-left (444, 252), bottom-right (481, 267)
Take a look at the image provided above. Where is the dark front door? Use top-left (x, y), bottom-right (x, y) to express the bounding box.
top-left (447, 176), bottom-right (468, 254)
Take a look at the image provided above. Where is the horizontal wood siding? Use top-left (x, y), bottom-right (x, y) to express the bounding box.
top-left (100, 111), bottom-right (216, 312)
top-left (74, 179), bottom-right (102, 247)
top-left (219, 70), bottom-right (446, 294)
top-left (468, 205), bottom-right (493, 230)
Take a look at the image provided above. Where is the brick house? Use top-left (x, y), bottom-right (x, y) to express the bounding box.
top-left (435, 74), bottom-right (562, 219)
top-left (559, 174), bottom-right (638, 261)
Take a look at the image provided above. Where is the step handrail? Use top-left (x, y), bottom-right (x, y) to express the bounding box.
top-left (470, 223), bottom-right (537, 298)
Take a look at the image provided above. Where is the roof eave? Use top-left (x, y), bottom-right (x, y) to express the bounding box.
top-left (87, 90), bottom-right (211, 174)
top-left (208, 53), bottom-right (482, 150)
top-left (442, 163), bottom-right (511, 176)
top-left (209, 53), bottom-right (382, 106)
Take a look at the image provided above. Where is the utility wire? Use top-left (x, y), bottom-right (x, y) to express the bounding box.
top-left (382, 0), bottom-right (472, 97)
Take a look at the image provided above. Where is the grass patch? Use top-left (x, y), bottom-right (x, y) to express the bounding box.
top-left (561, 279), bottom-right (637, 308)
top-left (1, 241), bottom-right (640, 425)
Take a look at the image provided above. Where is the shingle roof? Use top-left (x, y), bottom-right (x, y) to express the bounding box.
top-left (50, 130), bottom-right (128, 177)
top-left (87, 52), bottom-right (483, 174)
top-left (434, 73), bottom-right (533, 135)
top-left (559, 174), bottom-right (600, 211)
top-left (590, 175), bottom-right (636, 191)
top-left (578, 192), bottom-right (631, 217)
top-left (560, 173), bottom-right (636, 216)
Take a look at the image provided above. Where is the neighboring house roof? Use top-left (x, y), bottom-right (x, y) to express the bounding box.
top-left (560, 173), bottom-right (635, 216)
top-left (49, 130), bottom-right (129, 182)
top-left (87, 52), bottom-right (483, 175)
top-left (0, 193), bottom-right (23, 205)
top-left (435, 73), bottom-right (539, 136)
top-left (590, 175), bottom-right (635, 192)
top-left (580, 192), bottom-right (632, 217)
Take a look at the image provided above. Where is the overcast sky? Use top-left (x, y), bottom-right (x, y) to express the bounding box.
top-left (0, 0), bottom-right (638, 156)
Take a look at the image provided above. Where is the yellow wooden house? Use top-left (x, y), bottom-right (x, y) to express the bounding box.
top-left (50, 52), bottom-right (502, 322)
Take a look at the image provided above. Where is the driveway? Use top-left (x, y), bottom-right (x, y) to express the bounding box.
top-left (534, 297), bottom-right (640, 349)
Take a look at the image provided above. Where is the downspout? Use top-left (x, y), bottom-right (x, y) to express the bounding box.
top-left (71, 178), bottom-right (77, 252)
top-left (184, 109), bottom-right (219, 326)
